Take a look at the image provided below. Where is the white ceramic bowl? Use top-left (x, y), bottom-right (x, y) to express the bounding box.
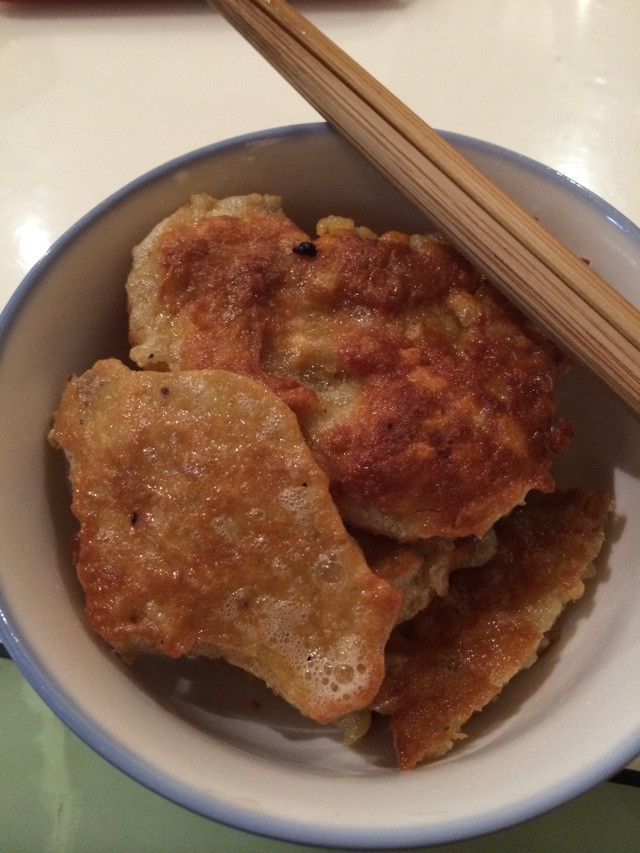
top-left (1, 124), bottom-right (639, 849)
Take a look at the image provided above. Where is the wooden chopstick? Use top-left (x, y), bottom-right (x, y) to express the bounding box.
top-left (208, 0), bottom-right (640, 420)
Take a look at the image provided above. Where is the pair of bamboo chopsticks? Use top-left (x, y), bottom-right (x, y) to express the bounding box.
top-left (208, 0), bottom-right (640, 421)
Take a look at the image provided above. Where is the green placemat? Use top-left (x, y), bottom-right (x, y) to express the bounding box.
top-left (1, 660), bottom-right (638, 852)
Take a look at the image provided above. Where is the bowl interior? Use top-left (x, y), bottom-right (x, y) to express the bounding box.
top-left (1, 124), bottom-right (639, 849)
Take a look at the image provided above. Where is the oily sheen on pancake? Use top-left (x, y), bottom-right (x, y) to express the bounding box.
top-left (126, 194), bottom-right (572, 542)
top-left (373, 488), bottom-right (611, 769)
top-left (49, 359), bottom-right (402, 724)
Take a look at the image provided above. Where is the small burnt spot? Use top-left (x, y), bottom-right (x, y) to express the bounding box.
top-left (160, 386), bottom-right (170, 397)
top-left (130, 512), bottom-right (138, 525)
top-left (292, 241), bottom-right (317, 257)
top-left (386, 421), bottom-right (394, 430)
top-left (301, 481), bottom-right (308, 488)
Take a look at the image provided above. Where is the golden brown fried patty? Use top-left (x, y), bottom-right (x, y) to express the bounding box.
top-left (353, 528), bottom-right (497, 623)
top-left (49, 359), bottom-right (402, 724)
top-left (126, 193), bottom-right (572, 540)
top-left (372, 488), bottom-right (611, 769)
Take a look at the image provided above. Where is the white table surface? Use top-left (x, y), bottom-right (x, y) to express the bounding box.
top-left (2, 0), bottom-right (639, 306)
top-left (1, 0), bottom-right (638, 848)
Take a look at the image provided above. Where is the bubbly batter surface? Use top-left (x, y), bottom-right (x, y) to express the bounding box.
top-left (50, 359), bottom-right (402, 724)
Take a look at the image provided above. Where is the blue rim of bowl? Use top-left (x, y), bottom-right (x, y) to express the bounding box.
top-left (1, 121), bottom-right (639, 849)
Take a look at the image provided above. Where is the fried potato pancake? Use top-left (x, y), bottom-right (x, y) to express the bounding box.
top-left (126, 194), bottom-right (572, 541)
top-left (49, 359), bottom-right (402, 724)
top-left (354, 528), bottom-right (497, 624)
top-left (372, 488), bottom-right (611, 769)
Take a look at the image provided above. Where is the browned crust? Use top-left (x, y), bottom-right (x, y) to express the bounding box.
top-left (126, 195), bottom-right (571, 541)
top-left (372, 488), bottom-right (612, 769)
top-left (49, 359), bottom-right (402, 724)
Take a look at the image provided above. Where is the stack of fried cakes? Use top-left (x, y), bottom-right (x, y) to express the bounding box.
top-left (50, 194), bottom-right (610, 768)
